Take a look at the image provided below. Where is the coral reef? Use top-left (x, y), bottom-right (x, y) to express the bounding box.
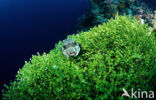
top-left (77, 0), bottom-right (155, 31)
top-left (2, 15), bottom-right (156, 100)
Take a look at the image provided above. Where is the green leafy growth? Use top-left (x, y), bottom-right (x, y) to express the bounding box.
top-left (2, 15), bottom-right (156, 100)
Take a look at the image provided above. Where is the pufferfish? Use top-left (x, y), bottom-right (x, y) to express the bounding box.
top-left (62, 39), bottom-right (80, 57)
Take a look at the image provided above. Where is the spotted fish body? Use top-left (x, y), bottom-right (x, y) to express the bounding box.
top-left (62, 39), bottom-right (80, 57)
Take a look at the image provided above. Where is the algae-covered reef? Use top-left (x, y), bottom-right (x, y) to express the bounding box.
top-left (77, 0), bottom-right (154, 31)
top-left (2, 16), bottom-right (156, 100)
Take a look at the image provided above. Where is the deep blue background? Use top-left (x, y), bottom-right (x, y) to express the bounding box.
top-left (0, 0), bottom-right (89, 98)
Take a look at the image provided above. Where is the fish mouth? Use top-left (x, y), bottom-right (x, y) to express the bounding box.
top-left (69, 52), bottom-right (75, 56)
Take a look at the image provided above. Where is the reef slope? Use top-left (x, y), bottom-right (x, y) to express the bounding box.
top-left (2, 15), bottom-right (156, 100)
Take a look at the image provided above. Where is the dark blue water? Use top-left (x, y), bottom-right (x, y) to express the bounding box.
top-left (0, 0), bottom-right (89, 98)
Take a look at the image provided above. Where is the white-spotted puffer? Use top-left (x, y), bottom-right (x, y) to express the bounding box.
top-left (62, 39), bottom-right (80, 57)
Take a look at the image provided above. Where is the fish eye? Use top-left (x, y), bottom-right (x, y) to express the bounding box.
top-left (72, 42), bottom-right (76, 46)
top-left (63, 45), bottom-right (67, 49)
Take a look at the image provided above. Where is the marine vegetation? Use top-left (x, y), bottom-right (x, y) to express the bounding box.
top-left (2, 15), bottom-right (156, 100)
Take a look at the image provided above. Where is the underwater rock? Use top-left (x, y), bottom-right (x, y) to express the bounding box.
top-left (77, 0), bottom-right (155, 31)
